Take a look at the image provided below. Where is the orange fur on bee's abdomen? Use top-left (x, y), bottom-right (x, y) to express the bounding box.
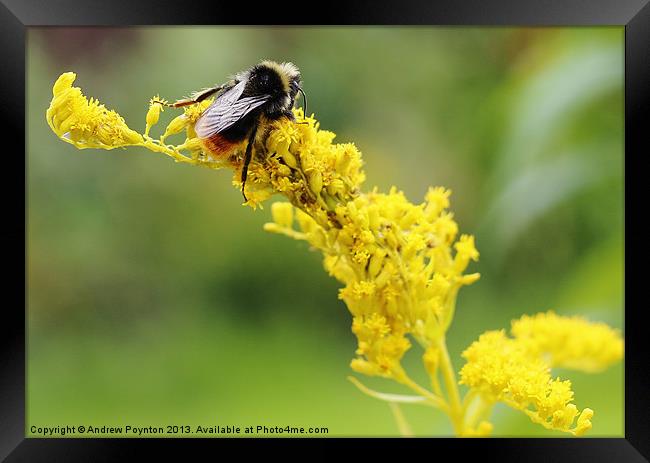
top-left (200, 133), bottom-right (242, 159)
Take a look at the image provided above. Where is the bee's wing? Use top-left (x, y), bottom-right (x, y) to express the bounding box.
top-left (194, 80), bottom-right (270, 138)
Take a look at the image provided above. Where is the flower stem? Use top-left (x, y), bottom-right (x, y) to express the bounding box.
top-left (347, 376), bottom-right (434, 406)
top-left (430, 371), bottom-right (443, 398)
top-left (466, 397), bottom-right (493, 430)
top-left (437, 336), bottom-right (464, 435)
top-left (388, 402), bottom-right (413, 437)
top-left (394, 370), bottom-right (448, 412)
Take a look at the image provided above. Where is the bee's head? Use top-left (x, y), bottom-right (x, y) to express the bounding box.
top-left (256, 60), bottom-right (301, 99)
top-left (248, 60), bottom-right (304, 115)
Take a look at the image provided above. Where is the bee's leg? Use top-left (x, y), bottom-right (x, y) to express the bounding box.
top-left (169, 85), bottom-right (225, 108)
top-left (154, 82), bottom-right (232, 108)
top-left (241, 122), bottom-right (259, 202)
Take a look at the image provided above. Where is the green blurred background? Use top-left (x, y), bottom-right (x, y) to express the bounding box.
top-left (27, 27), bottom-right (624, 437)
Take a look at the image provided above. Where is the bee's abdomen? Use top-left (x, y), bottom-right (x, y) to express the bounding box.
top-left (200, 133), bottom-right (240, 158)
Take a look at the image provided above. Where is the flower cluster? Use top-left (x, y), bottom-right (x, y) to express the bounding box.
top-left (459, 312), bottom-right (622, 435)
top-left (511, 311), bottom-right (624, 372)
top-left (242, 112), bottom-right (365, 214)
top-left (46, 72), bottom-right (624, 437)
top-left (263, 116), bottom-right (480, 380)
top-left (461, 330), bottom-right (585, 435)
top-left (46, 72), bottom-right (233, 170)
top-left (46, 72), bottom-right (143, 149)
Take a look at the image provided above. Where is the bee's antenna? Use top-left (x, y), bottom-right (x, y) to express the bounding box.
top-left (297, 86), bottom-right (308, 117)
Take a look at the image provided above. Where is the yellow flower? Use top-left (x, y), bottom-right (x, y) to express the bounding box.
top-left (454, 234), bottom-right (479, 273)
top-left (425, 186), bottom-right (451, 219)
top-left (161, 114), bottom-right (188, 142)
top-left (46, 72), bottom-right (143, 149)
top-left (183, 98), bottom-right (214, 123)
top-left (145, 95), bottom-right (165, 137)
top-left (511, 311), bottom-right (624, 373)
top-left (270, 201), bottom-right (294, 229)
top-left (459, 329), bottom-right (594, 436)
top-left (350, 313), bottom-right (411, 379)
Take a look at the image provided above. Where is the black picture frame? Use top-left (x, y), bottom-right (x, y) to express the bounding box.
top-left (3, 0), bottom-right (648, 460)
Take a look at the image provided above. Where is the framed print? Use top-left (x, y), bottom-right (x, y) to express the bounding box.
top-left (3, 0), bottom-right (649, 460)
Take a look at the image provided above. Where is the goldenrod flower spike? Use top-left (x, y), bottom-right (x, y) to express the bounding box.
top-left (46, 73), bottom-right (226, 169)
top-left (459, 330), bottom-right (587, 435)
top-left (46, 72), bottom-right (623, 437)
top-left (511, 311), bottom-right (624, 372)
top-left (460, 311), bottom-right (623, 436)
top-left (47, 72), bottom-right (143, 149)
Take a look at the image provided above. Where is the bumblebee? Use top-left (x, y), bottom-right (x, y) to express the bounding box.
top-left (162, 60), bottom-right (306, 201)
